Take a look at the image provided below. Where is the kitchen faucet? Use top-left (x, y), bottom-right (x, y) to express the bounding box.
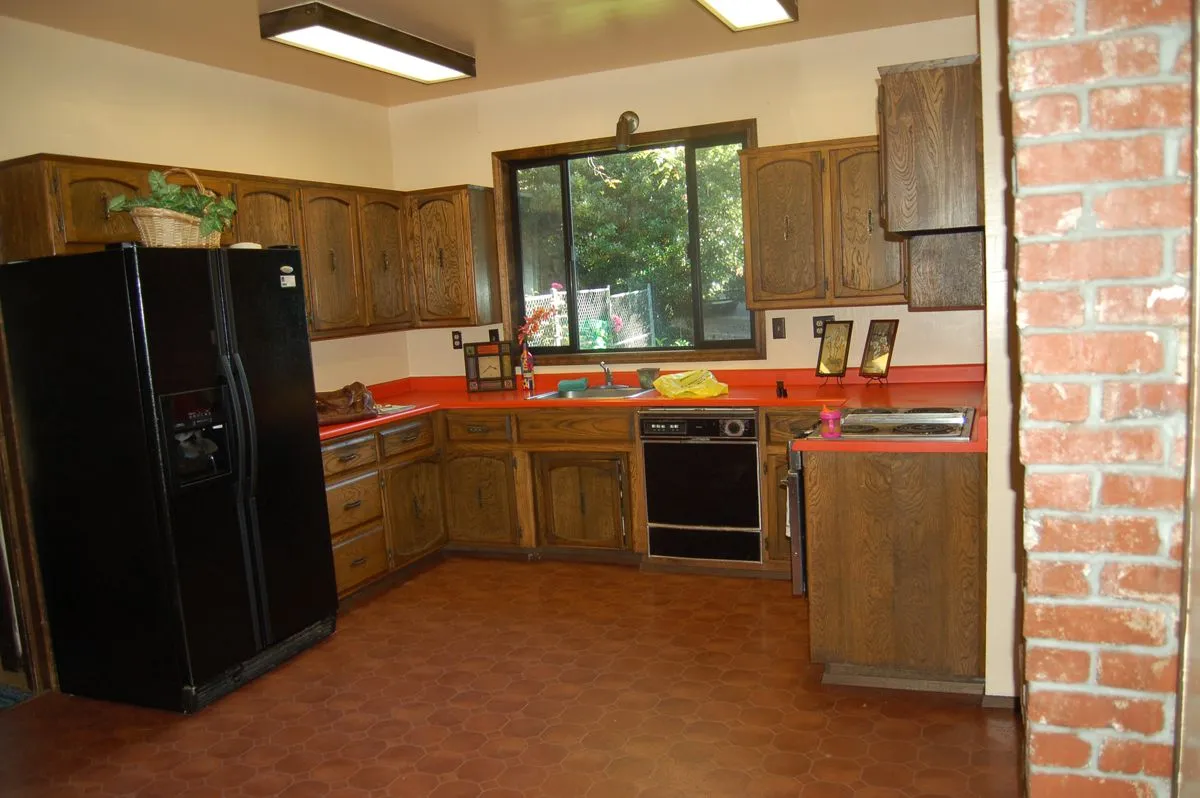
top-left (600, 361), bottom-right (614, 387)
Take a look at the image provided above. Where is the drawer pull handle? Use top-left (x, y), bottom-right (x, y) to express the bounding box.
top-left (466, 424), bottom-right (490, 434)
top-left (349, 556), bottom-right (368, 568)
top-left (400, 431), bottom-right (420, 442)
top-left (343, 499), bottom-right (362, 510)
top-left (337, 453), bottom-right (360, 463)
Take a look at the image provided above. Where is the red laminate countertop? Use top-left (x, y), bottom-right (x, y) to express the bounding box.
top-left (317, 365), bottom-right (988, 454)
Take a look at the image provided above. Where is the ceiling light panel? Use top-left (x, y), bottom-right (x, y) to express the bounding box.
top-left (695, 0), bottom-right (799, 31)
top-left (261, 3), bottom-right (475, 84)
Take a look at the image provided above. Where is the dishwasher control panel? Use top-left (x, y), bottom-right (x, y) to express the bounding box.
top-left (639, 411), bottom-right (757, 439)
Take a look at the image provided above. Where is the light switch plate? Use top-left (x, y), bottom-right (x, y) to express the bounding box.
top-left (813, 315), bottom-right (834, 339)
top-left (452, 330), bottom-right (463, 349)
top-left (771, 318), bottom-right (786, 339)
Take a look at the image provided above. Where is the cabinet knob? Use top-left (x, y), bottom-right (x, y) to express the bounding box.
top-left (383, 251), bottom-right (390, 271)
top-left (330, 249), bottom-right (337, 271)
top-left (412, 496), bottom-right (422, 519)
top-left (337, 452), bottom-right (359, 463)
top-left (438, 248), bottom-right (445, 270)
top-left (867, 209), bottom-right (874, 234)
top-left (784, 215), bottom-right (791, 242)
top-left (349, 556), bottom-right (368, 568)
top-left (343, 499), bottom-right (362, 510)
top-left (101, 192), bottom-right (111, 221)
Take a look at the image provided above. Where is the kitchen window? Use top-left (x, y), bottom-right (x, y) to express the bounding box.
top-left (495, 120), bottom-right (763, 363)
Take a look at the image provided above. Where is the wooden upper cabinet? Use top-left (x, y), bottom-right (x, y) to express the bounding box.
top-left (235, 180), bottom-right (300, 247)
top-left (827, 146), bottom-right (905, 304)
top-left (405, 186), bottom-right (501, 328)
top-left (53, 164), bottom-right (145, 245)
top-left (357, 192), bottom-right (413, 329)
top-left (383, 456), bottom-right (445, 564)
top-left (878, 56), bottom-right (982, 233)
top-left (302, 187), bottom-right (365, 333)
top-left (741, 148), bottom-right (825, 308)
top-left (534, 454), bottom-right (628, 550)
top-left (443, 453), bottom-right (519, 546)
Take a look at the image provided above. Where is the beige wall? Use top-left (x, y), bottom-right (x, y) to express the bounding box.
top-left (978, 1), bottom-right (1018, 699)
top-left (389, 16), bottom-right (985, 377)
top-left (0, 16), bottom-right (400, 390)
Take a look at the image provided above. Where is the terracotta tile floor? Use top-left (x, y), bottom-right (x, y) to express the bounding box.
top-left (0, 560), bottom-right (1022, 797)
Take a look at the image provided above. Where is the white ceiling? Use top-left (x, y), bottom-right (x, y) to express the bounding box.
top-left (0, 0), bottom-right (977, 106)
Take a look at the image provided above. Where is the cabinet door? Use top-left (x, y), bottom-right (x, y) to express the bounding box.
top-left (765, 453), bottom-right (791, 563)
top-left (168, 172), bottom-right (237, 246)
top-left (443, 453), bottom-right (519, 545)
top-left (880, 61), bottom-right (982, 233)
top-left (828, 147), bottom-right (905, 304)
top-left (407, 191), bottom-right (474, 325)
top-left (235, 180), bottom-right (300, 247)
top-left (358, 192), bottom-right (414, 328)
top-left (741, 150), bottom-right (825, 308)
top-left (302, 188), bottom-right (365, 332)
top-left (54, 165), bottom-right (146, 245)
top-left (383, 457), bottom-right (445, 564)
top-left (535, 454), bottom-right (627, 550)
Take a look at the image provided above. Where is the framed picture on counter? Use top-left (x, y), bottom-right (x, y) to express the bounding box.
top-left (860, 319), bottom-right (899, 379)
top-left (816, 320), bottom-right (853, 378)
top-left (464, 341), bottom-right (516, 392)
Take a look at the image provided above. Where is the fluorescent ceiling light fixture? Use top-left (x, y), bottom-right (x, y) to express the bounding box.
top-left (695, 0), bottom-right (799, 31)
top-left (260, 2), bottom-right (475, 84)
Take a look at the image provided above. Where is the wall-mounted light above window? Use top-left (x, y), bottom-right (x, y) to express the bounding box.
top-left (260, 2), bottom-right (475, 84)
top-left (694, 0), bottom-right (798, 31)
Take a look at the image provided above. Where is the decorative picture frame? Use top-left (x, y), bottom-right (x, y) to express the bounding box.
top-left (860, 319), bottom-right (900, 379)
top-left (464, 341), bottom-right (517, 392)
top-left (816, 320), bottom-right (854, 378)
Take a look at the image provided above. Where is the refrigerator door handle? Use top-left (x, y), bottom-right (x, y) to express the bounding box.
top-left (232, 353), bottom-right (259, 498)
top-left (219, 355), bottom-right (248, 500)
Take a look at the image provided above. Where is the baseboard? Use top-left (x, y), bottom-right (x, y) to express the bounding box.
top-left (338, 549), bottom-right (446, 611)
top-left (981, 694), bottom-right (1019, 710)
top-left (822, 663), bottom-right (985, 696)
top-left (640, 558), bottom-right (791, 581)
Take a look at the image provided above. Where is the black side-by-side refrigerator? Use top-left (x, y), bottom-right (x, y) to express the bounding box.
top-left (0, 244), bottom-right (337, 713)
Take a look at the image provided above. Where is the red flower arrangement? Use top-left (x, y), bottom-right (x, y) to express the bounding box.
top-left (517, 306), bottom-right (554, 375)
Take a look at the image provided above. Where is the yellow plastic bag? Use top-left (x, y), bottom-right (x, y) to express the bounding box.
top-left (652, 369), bottom-right (729, 399)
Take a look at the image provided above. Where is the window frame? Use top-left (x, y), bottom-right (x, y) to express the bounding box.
top-left (491, 119), bottom-right (764, 366)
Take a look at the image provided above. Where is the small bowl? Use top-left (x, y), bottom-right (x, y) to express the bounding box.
top-left (637, 368), bottom-right (660, 389)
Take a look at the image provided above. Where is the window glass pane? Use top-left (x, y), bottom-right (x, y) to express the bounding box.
top-left (569, 147), bottom-right (694, 350)
top-left (696, 142), bottom-right (752, 342)
top-left (516, 165), bottom-right (570, 347)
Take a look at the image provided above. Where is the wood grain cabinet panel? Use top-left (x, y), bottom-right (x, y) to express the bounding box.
top-left (534, 454), bottom-right (628, 550)
top-left (54, 165), bottom-right (145, 245)
top-left (302, 188), bottom-right (365, 333)
top-left (765, 453), bottom-right (791, 563)
top-left (804, 451), bottom-right (984, 679)
top-left (331, 524), bottom-right (388, 596)
top-left (326, 470), bottom-right (382, 536)
top-left (383, 456), bottom-right (445, 564)
top-left (765, 411), bottom-right (822, 444)
top-left (828, 146), bottom-right (906, 303)
top-left (407, 190), bottom-right (472, 325)
top-left (358, 192), bottom-right (414, 329)
top-left (907, 231), bottom-right (985, 310)
top-left (443, 453), bottom-right (519, 545)
top-left (741, 149), bottom-right (825, 308)
top-left (320, 434), bottom-right (378, 478)
top-left (445, 412), bottom-right (512, 443)
top-left (879, 58), bottom-right (982, 233)
top-left (379, 417), bottom-right (434, 460)
top-left (516, 410), bottom-right (633, 443)
top-left (235, 180), bottom-right (301, 247)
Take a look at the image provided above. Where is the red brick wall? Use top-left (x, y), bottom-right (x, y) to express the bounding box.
top-left (1009, 0), bottom-right (1193, 795)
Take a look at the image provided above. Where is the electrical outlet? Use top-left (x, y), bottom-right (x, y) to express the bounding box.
top-left (488, 328), bottom-right (500, 342)
top-left (451, 330), bottom-right (463, 349)
top-left (771, 318), bottom-right (786, 339)
top-left (813, 315), bottom-right (834, 339)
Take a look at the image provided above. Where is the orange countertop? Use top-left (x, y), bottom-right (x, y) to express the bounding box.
top-left (317, 365), bottom-right (987, 453)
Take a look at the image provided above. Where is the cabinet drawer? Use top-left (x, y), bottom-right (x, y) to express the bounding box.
top-left (517, 410), bottom-right (633, 443)
top-left (331, 524), bottom-right (388, 595)
top-left (321, 434), bottom-right (379, 478)
top-left (445, 412), bottom-right (512, 442)
top-left (380, 416), bottom-right (434, 459)
top-left (766, 411), bottom-right (822, 443)
top-left (326, 471), bottom-right (382, 535)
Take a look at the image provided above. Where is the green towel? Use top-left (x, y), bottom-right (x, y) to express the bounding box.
top-left (557, 378), bottom-right (589, 392)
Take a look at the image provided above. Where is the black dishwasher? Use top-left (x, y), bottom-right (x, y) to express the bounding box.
top-left (640, 409), bottom-right (761, 563)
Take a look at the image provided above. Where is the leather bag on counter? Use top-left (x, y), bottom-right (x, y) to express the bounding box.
top-left (315, 382), bottom-right (378, 425)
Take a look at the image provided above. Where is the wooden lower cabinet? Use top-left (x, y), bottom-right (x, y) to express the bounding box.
top-left (443, 452), bottom-right (520, 545)
top-left (331, 524), bottom-right (389, 597)
top-left (804, 451), bottom-right (984, 679)
top-left (383, 456), bottom-right (446, 564)
top-left (534, 453), bottom-right (629, 549)
top-left (764, 453), bottom-right (791, 563)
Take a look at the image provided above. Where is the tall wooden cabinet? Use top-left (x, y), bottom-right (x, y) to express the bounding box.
top-left (878, 56), bottom-right (984, 310)
top-left (741, 136), bottom-right (904, 310)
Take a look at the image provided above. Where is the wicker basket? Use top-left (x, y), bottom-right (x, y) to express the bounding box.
top-left (128, 168), bottom-right (221, 248)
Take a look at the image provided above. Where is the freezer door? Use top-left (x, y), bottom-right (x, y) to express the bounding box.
top-left (133, 248), bottom-right (263, 683)
top-left (221, 248), bottom-right (337, 643)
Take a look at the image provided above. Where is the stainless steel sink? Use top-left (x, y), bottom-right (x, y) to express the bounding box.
top-left (530, 386), bottom-right (655, 400)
